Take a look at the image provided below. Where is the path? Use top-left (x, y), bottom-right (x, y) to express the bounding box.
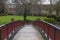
top-left (13, 24), bottom-right (44, 40)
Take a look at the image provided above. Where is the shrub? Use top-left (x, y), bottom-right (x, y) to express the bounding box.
top-left (8, 13), bottom-right (14, 15)
top-left (45, 18), bottom-right (56, 23)
top-left (11, 18), bottom-right (14, 22)
top-left (56, 16), bottom-right (60, 22)
top-left (47, 15), bottom-right (57, 19)
top-left (36, 18), bottom-right (40, 21)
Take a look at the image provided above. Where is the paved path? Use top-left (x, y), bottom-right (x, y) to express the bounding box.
top-left (13, 24), bottom-right (44, 40)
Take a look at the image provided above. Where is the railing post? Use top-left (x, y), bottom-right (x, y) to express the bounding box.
top-left (7, 25), bottom-right (9, 40)
top-left (0, 28), bottom-right (1, 40)
top-left (47, 25), bottom-right (49, 40)
top-left (54, 28), bottom-right (56, 40)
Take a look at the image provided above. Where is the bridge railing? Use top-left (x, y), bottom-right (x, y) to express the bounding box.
top-left (33, 20), bottom-right (60, 40)
top-left (0, 21), bottom-right (24, 40)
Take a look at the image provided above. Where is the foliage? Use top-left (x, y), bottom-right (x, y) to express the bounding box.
top-left (56, 16), bottom-right (60, 22)
top-left (45, 18), bottom-right (56, 23)
top-left (8, 13), bottom-right (14, 15)
top-left (47, 15), bottom-right (57, 19)
top-left (55, 1), bottom-right (60, 16)
top-left (0, 3), bottom-right (5, 15)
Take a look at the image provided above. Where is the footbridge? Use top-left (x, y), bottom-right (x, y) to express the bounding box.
top-left (0, 20), bottom-right (60, 40)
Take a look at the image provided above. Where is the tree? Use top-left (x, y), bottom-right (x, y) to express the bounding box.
top-left (55, 0), bottom-right (60, 16)
top-left (49, 0), bottom-right (53, 15)
top-left (0, 0), bottom-right (5, 16)
top-left (20, 0), bottom-right (40, 21)
top-left (38, 0), bottom-right (42, 16)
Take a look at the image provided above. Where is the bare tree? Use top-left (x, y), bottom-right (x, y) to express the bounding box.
top-left (0, 0), bottom-right (6, 15)
top-left (49, 0), bottom-right (53, 15)
top-left (38, 0), bottom-right (42, 16)
top-left (55, 0), bottom-right (60, 16)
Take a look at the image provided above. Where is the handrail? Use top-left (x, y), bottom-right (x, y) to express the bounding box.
top-left (41, 21), bottom-right (60, 30)
top-left (33, 20), bottom-right (60, 40)
top-left (0, 20), bottom-right (24, 40)
top-left (0, 20), bottom-right (20, 28)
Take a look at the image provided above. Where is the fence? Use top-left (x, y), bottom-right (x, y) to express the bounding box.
top-left (33, 21), bottom-right (60, 40)
top-left (0, 21), bottom-right (24, 40)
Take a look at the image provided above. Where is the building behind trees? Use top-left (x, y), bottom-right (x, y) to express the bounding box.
top-left (0, 0), bottom-right (60, 16)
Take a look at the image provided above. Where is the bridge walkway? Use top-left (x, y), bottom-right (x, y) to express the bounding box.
top-left (13, 24), bottom-right (44, 40)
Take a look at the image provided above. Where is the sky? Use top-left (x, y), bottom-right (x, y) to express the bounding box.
top-left (6, 0), bottom-right (15, 4)
top-left (8, 0), bottom-right (50, 4)
top-left (42, 0), bottom-right (50, 4)
top-left (7, 0), bottom-right (59, 5)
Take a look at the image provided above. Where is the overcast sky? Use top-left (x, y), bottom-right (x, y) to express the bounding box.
top-left (42, 0), bottom-right (50, 4)
top-left (6, 0), bottom-right (59, 5)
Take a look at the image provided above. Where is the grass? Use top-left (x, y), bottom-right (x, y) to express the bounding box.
top-left (0, 16), bottom-right (47, 25)
top-left (0, 16), bottom-right (24, 25)
top-left (26, 16), bottom-right (47, 21)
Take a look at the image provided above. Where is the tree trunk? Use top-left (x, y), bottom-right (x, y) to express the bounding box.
top-left (0, 1), bottom-right (5, 16)
top-left (24, 4), bottom-right (27, 22)
top-left (56, 8), bottom-right (59, 16)
top-left (49, 0), bottom-right (52, 14)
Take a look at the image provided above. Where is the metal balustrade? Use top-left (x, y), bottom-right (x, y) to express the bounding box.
top-left (0, 21), bottom-right (24, 40)
top-left (0, 20), bottom-right (60, 40)
top-left (33, 21), bottom-right (60, 40)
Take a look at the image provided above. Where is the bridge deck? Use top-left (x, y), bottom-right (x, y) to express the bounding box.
top-left (13, 24), bottom-right (44, 40)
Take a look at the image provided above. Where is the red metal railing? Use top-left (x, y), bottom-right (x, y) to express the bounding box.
top-left (0, 21), bottom-right (24, 40)
top-left (33, 21), bottom-right (60, 40)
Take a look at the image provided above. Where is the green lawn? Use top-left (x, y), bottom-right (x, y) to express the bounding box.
top-left (0, 16), bottom-right (24, 25)
top-left (0, 16), bottom-right (47, 25)
top-left (26, 16), bottom-right (47, 21)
